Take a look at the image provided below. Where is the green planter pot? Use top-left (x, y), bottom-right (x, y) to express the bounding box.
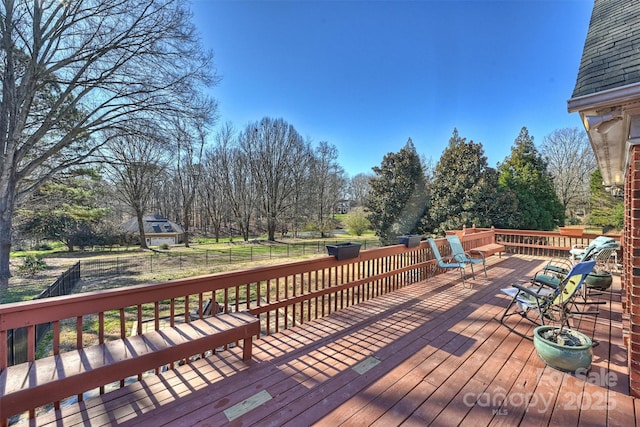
top-left (585, 271), bottom-right (613, 290)
top-left (533, 326), bottom-right (593, 372)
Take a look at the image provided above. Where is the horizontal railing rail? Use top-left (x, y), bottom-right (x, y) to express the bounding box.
top-left (444, 226), bottom-right (621, 258)
top-left (494, 229), bottom-right (621, 258)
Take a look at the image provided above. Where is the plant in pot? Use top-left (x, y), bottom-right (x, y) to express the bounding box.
top-left (585, 268), bottom-right (613, 291)
top-left (531, 260), bottom-right (597, 372)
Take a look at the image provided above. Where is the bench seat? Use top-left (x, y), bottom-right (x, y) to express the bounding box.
top-left (470, 243), bottom-right (506, 258)
top-left (0, 311), bottom-right (259, 421)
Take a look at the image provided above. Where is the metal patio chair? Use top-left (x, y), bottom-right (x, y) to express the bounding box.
top-left (427, 237), bottom-right (473, 286)
top-left (498, 260), bottom-right (596, 339)
top-left (446, 234), bottom-right (487, 278)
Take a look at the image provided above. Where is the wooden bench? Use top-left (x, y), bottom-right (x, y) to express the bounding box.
top-left (0, 311), bottom-right (259, 422)
top-left (470, 243), bottom-right (506, 258)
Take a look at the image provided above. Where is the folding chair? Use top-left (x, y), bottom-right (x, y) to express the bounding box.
top-left (498, 260), bottom-right (596, 339)
top-left (593, 244), bottom-right (620, 273)
top-left (533, 240), bottom-right (620, 292)
top-left (446, 235), bottom-right (487, 278)
top-left (427, 238), bottom-right (472, 285)
top-left (569, 235), bottom-right (616, 262)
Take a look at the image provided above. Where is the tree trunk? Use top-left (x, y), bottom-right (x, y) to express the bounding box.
top-left (136, 212), bottom-right (148, 249)
top-left (0, 4), bottom-right (17, 293)
top-left (0, 183), bottom-right (16, 292)
top-left (183, 206), bottom-right (191, 248)
top-left (0, 218), bottom-right (12, 293)
top-left (267, 216), bottom-right (277, 241)
top-left (65, 238), bottom-right (75, 252)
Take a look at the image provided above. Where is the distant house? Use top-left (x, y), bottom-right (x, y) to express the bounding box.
top-left (121, 214), bottom-right (184, 246)
top-left (336, 199), bottom-right (352, 214)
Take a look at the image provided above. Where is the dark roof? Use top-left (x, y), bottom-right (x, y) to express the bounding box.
top-left (572, 0), bottom-right (640, 98)
top-left (120, 214), bottom-right (184, 235)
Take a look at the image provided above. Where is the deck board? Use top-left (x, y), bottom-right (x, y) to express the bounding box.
top-left (26, 255), bottom-right (637, 427)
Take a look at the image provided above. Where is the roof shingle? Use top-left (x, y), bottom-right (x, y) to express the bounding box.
top-left (572, 0), bottom-right (640, 98)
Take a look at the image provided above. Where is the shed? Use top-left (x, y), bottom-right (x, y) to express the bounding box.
top-left (121, 214), bottom-right (184, 246)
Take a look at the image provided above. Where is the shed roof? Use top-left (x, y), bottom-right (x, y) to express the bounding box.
top-left (121, 214), bottom-right (184, 235)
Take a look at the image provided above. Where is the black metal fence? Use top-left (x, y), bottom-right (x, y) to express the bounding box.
top-left (80, 239), bottom-right (381, 278)
top-left (4, 240), bottom-right (381, 365)
top-left (7, 262), bottom-right (81, 366)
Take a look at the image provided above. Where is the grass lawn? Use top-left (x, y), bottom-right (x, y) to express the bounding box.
top-left (2, 232), bottom-right (379, 303)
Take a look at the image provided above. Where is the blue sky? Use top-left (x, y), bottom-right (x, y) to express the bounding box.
top-left (190, 0), bottom-right (593, 177)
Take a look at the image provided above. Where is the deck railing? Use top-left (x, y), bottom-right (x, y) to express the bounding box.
top-left (0, 229), bottom-right (620, 422)
top-left (1, 239), bottom-right (445, 422)
top-left (6, 262), bottom-right (81, 366)
top-left (494, 228), bottom-right (619, 258)
top-left (450, 226), bottom-right (620, 259)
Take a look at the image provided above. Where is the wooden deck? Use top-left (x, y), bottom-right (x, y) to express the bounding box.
top-left (28, 255), bottom-right (637, 426)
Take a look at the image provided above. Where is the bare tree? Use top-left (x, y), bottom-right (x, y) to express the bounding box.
top-left (200, 157), bottom-right (227, 241)
top-left (201, 123), bottom-right (235, 241)
top-left (541, 128), bottom-right (597, 220)
top-left (348, 173), bottom-right (373, 208)
top-left (0, 0), bottom-right (216, 289)
top-left (282, 138), bottom-right (313, 238)
top-left (239, 117), bottom-right (311, 241)
top-left (213, 126), bottom-right (257, 241)
top-left (103, 124), bottom-right (170, 249)
top-left (310, 141), bottom-right (345, 237)
top-left (172, 121), bottom-right (206, 247)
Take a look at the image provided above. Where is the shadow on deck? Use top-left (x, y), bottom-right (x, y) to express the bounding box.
top-left (31, 255), bottom-right (637, 426)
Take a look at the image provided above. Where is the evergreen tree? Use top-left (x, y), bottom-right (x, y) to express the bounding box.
top-left (365, 139), bottom-right (428, 245)
top-left (587, 169), bottom-right (623, 231)
top-left (497, 127), bottom-right (565, 230)
top-left (16, 169), bottom-right (109, 251)
top-left (475, 168), bottom-right (522, 230)
top-left (430, 129), bottom-right (512, 234)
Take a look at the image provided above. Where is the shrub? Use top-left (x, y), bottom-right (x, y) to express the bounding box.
top-left (344, 207), bottom-right (371, 236)
top-left (159, 243), bottom-right (170, 250)
top-left (18, 254), bottom-right (48, 276)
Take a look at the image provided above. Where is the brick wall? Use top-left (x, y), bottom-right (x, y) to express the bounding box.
top-left (628, 145), bottom-right (640, 397)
